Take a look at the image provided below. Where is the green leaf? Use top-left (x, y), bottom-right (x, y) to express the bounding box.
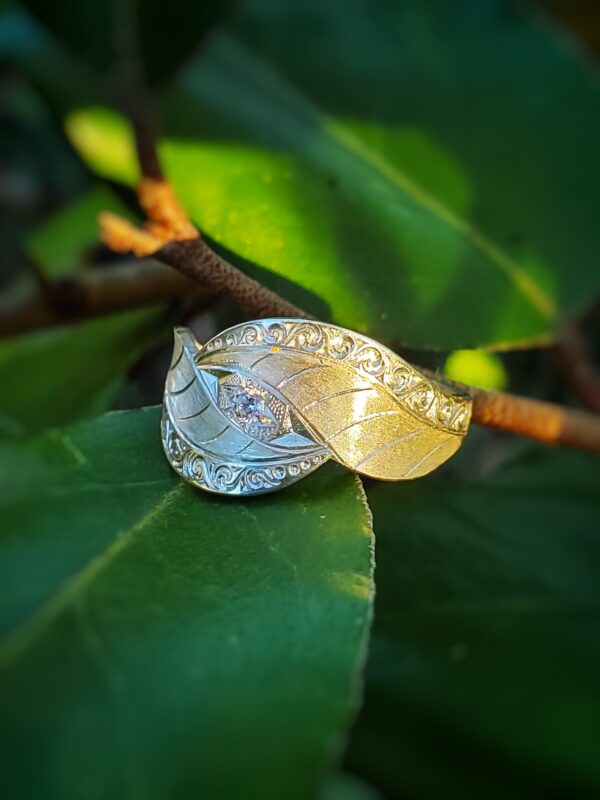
top-left (0, 406), bottom-right (374, 800)
top-left (22, 0), bottom-right (232, 85)
top-left (26, 185), bottom-right (133, 277)
top-left (65, 108), bottom-right (139, 185)
top-left (65, 0), bottom-right (600, 349)
top-left (444, 349), bottom-right (508, 392)
top-left (320, 774), bottom-right (383, 800)
top-left (0, 311), bottom-right (167, 436)
top-left (348, 445), bottom-right (600, 798)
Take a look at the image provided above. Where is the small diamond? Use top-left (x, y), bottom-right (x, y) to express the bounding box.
top-left (219, 381), bottom-right (283, 441)
top-left (231, 389), bottom-right (262, 421)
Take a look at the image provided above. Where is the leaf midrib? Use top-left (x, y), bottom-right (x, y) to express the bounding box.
top-left (204, 34), bottom-right (557, 321)
top-left (0, 483), bottom-right (184, 669)
top-left (0, 477), bottom-right (175, 506)
top-left (325, 120), bottom-right (556, 319)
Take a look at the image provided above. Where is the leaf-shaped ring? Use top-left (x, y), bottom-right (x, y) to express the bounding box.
top-left (161, 319), bottom-right (472, 496)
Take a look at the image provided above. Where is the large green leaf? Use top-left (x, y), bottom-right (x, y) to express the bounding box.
top-left (348, 444), bottom-right (600, 799)
top-left (0, 406), bottom-right (374, 799)
top-left (66, 0), bottom-right (600, 349)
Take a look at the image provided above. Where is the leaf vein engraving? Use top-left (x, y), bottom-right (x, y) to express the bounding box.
top-left (169, 346), bottom-right (184, 371)
top-left (276, 363), bottom-right (326, 388)
top-left (198, 424), bottom-right (230, 444)
top-left (178, 403), bottom-right (211, 421)
top-left (168, 376), bottom-right (195, 396)
top-left (354, 429), bottom-right (421, 469)
top-left (404, 439), bottom-right (450, 478)
top-left (301, 386), bottom-right (375, 413)
top-left (327, 409), bottom-right (403, 442)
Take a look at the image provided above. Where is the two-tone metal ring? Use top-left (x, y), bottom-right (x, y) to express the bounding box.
top-left (161, 318), bottom-right (472, 496)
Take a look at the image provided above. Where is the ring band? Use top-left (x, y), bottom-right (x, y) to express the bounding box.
top-left (161, 318), bottom-right (472, 496)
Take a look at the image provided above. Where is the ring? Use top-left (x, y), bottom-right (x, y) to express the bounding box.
top-left (161, 318), bottom-right (472, 496)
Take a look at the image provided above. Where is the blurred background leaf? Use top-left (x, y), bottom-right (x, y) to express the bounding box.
top-left (0, 311), bottom-right (167, 436)
top-left (0, 191), bottom-right (171, 436)
top-left (0, 53), bottom-right (88, 287)
top-left (4, 0), bottom-right (599, 349)
top-left (25, 186), bottom-right (133, 278)
top-left (444, 349), bottom-right (508, 391)
top-left (22, 0), bottom-right (234, 86)
top-left (320, 773), bottom-right (383, 800)
top-left (0, 406), bottom-right (374, 800)
top-left (347, 444), bottom-right (600, 799)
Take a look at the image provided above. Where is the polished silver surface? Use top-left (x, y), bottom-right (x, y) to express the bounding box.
top-left (162, 327), bottom-right (329, 496)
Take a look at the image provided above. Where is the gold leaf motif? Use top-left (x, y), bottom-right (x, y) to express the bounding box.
top-left (198, 320), bottom-right (472, 482)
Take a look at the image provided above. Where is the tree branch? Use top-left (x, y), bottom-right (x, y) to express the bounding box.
top-left (157, 239), bottom-right (306, 318)
top-left (470, 388), bottom-right (600, 453)
top-left (130, 101), bottom-right (163, 182)
top-left (554, 322), bottom-right (600, 413)
top-left (0, 260), bottom-right (208, 337)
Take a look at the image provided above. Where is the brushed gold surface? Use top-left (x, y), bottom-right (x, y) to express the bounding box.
top-left (200, 342), bottom-right (467, 480)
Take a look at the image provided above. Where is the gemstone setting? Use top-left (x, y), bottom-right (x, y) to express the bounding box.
top-left (231, 389), bottom-right (261, 420)
top-left (218, 377), bottom-right (287, 441)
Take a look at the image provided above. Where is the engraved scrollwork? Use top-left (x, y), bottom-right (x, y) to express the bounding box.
top-left (202, 319), bottom-right (471, 437)
top-left (353, 344), bottom-right (386, 378)
top-left (240, 325), bottom-right (262, 345)
top-left (161, 402), bottom-right (327, 496)
top-left (263, 321), bottom-right (288, 345)
top-left (326, 331), bottom-right (357, 360)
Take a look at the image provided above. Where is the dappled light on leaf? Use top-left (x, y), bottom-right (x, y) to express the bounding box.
top-left (445, 350), bottom-right (508, 392)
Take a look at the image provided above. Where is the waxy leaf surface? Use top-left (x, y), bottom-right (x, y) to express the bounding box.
top-left (0, 406), bottom-right (374, 800)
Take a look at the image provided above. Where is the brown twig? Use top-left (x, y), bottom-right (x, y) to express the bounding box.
top-left (554, 322), bottom-right (600, 413)
top-left (157, 239), bottom-right (306, 318)
top-left (470, 387), bottom-right (600, 453)
top-left (130, 102), bottom-right (163, 182)
top-left (0, 260), bottom-right (206, 337)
